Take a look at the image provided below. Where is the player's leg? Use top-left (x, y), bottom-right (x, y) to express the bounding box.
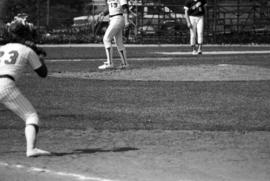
top-left (2, 85), bottom-right (51, 157)
top-left (189, 16), bottom-right (197, 54)
top-left (115, 31), bottom-right (128, 68)
top-left (100, 25), bottom-right (114, 70)
top-left (197, 16), bottom-right (204, 54)
top-left (114, 18), bottom-right (128, 68)
top-left (100, 18), bottom-right (122, 70)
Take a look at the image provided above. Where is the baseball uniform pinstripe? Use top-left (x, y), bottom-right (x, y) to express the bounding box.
top-left (0, 43), bottom-right (42, 125)
top-left (3, 20), bottom-right (51, 157)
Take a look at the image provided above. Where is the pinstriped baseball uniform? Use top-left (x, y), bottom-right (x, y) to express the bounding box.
top-left (0, 43), bottom-right (42, 125)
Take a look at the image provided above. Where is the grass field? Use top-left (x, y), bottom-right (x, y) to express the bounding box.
top-left (0, 45), bottom-right (270, 181)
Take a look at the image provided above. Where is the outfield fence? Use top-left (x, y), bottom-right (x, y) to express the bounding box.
top-left (1, 0), bottom-right (270, 44)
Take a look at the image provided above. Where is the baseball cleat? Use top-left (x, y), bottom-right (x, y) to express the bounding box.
top-left (98, 62), bottom-right (114, 70)
top-left (197, 50), bottom-right (202, 54)
top-left (26, 148), bottom-right (51, 157)
top-left (192, 50), bottom-right (197, 55)
top-left (119, 63), bottom-right (129, 69)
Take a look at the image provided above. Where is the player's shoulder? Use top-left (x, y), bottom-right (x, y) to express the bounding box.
top-left (8, 43), bottom-right (30, 49)
top-left (4, 43), bottom-right (34, 54)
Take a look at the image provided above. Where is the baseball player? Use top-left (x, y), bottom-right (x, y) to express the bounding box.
top-left (98, 0), bottom-right (130, 70)
top-left (184, 0), bottom-right (207, 55)
top-left (0, 21), bottom-right (51, 157)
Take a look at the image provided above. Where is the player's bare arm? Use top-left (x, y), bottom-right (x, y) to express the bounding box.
top-left (100, 6), bottom-right (109, 16)
top-left (99, 0), bottom-right (109, 17)
top-left (203, 3), bottom-right (207, 20)
top-left (184, 9), bottom-right (192, 29)
top-left (122, 4), bottom-right (130, 28)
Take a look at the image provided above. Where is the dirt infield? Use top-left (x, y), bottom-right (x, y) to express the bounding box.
top-left (0, 129), bottom-right (269, 181)
top-left (50, 64), bottom-right (270, 81)
top-left (0, 45), bottom-right (270, 181)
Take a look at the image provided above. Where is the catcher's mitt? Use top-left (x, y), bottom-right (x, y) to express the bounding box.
top-left (24, 40), bottom-right (47, 57)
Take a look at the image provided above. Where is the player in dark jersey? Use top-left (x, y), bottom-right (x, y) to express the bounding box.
top-left (184, 0), bottom-right (207, 55)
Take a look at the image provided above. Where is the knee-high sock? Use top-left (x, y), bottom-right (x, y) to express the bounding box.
top-left (105, 47), bottom-right (113, 64)
top-left (25, 124), bottom-right (38, 151)
top-left (118, 48), bottom-right (127, 65)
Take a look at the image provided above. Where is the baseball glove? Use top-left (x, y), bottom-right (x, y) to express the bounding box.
top-left (24, 40), bottom-right (47, 57)
top-left (7, 19), bottom-right (46, 57)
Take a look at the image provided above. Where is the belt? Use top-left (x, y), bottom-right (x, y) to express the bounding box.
top-left (109, 13), bottom-right (123, 18)
top-left (0, 75), bottom-right (15, 81)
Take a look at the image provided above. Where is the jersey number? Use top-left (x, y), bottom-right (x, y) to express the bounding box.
top-left (0, 51), bottom-right (19, 64)
top-left (110, 3), bottom-right (118, 8)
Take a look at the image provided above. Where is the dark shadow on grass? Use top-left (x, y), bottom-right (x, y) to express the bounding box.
top-left (52, 147), bottom-right (139, 156)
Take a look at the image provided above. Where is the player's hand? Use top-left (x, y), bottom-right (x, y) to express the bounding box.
top-left (124, 22), bottom-right (130, 35)
top-left (187, 23), bottom-right (192, 29)
top-left (98, 12), bottom-right (104, 19)
top-left (125, 21), bottom-right (130, 28)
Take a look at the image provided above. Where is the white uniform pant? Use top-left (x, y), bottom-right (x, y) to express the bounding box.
top-left (189, 16), bottom-right (204, 45)
top-left (0, 78), bottom-right (39, 125)
top-left (103, 15), bottom-right (125, 51)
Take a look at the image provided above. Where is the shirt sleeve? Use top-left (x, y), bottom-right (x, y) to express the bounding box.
top-left (27, 49), bottom-right (42, 70)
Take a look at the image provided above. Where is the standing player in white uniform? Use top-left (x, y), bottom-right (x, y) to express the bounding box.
top-left (0, 22), bottom-right (51, 157)
top-left (184, 0), bottom-right (207, 55)
top-left (98, 0), bottom-right (129, 70)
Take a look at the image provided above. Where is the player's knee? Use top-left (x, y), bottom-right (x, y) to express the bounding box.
top-left (190, 38), bottom-right (196, 45)
top-left (25, 113), bottom-right (39, 126)
top-left (103, 36), bottom-right (111, 47)
top-left (198, 36), bottom-right (203, 44)
top-left (116, 44), bottom-right (124, 51)
top-left (190, 33), bottom-right (196, 39)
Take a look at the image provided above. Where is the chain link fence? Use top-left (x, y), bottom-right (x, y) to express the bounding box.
top-left (1, 0), bottom-right (270, 44)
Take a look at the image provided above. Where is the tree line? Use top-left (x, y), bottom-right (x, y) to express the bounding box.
top-left (1, 0), bottom-right (92, 28)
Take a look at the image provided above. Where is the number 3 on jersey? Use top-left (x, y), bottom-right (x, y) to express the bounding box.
top-left (0, 51), bottom-right (19, 64)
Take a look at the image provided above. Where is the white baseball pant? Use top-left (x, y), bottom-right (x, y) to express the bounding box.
top-left (103, 15), bottom-right (127, 65)
top-left (189, 16), bottom-right (204, 45)
top-left (103, 15), bottom-right (125, 50)
top-left (0, 78), bottom-right (39, 126)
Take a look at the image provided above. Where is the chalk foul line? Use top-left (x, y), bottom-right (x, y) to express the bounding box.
top-left (156, 50), bottom-right (270, 55)
top-left (0, 161), bottom-right (118, 181)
